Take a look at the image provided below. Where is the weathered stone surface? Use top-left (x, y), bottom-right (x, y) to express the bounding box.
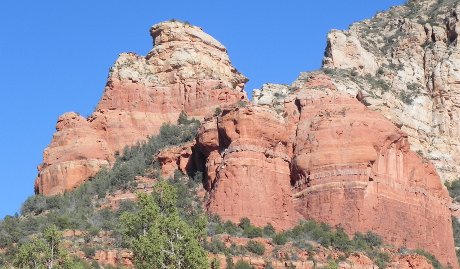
top-left (94, 249), bottom-right (132, 267)
top-left (156, 141), bottom-right (194, 179)
top-left (321, 0), bottom-right (460, 183)
top-left (212, 75), bottom-right (458, 267)
top-left (196, 106), bottom-right (301, 230)
top-left (290, 88), bottom-right (456, 267)
top-left (35, 21), bottom-right (247, 195)
top-left (33, 5), bottom-right (460, 267)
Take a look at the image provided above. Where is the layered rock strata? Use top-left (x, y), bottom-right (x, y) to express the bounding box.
top-left (196, 106), bottom-right (301, 230)
top-left (321, 0), bottom-right (460, 182)
top-left (202, 74), bottom-right (457, 267)
top-left (34, 8), bottom-right (460, 267)
top-left (291, 89), bottom-right (455, 267)
top-left (35, 21), bottom-right (247, 195)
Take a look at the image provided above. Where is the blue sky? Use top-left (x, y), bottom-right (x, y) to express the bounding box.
top-left (0, 0), bottom-right (404, 218)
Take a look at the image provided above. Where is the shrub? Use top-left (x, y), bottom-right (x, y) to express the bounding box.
top-left (326, 259), bottom-right (339, 269)
top-left (452, 218), bottom-right (460, 246)
top-left (82, 246), bottom-right (96, 258)
top-left (214, 107), bottom-right (222, 116)
top-left (234, 260), bottom-right (254, 269)
top-left (236, 101), bottom-right (247, 107)
top-left (211, 257), bottom-right (221, 269)
top-left (446, 180), bottom-right (460, 203)
top-left (414, 249), bottom-right (442, 269)
top-left (223, 221), bottom-right (241, 236)
top-left (206, 237), bottom-right (227, 254)
top-left (272, 232), bottom-right (288, 245)
top-left (330, 227), bottom-right (352, 252)
top-left (263, 224), bottom-right (276, 237)
top-left (21, 195), bottom-right (47, 215)
top-left (243, 226), bottom-right (263, 238)
top-left (246, 240), bottom-right (265, 255)
top-left (372, 251), bottom-right (391, 269)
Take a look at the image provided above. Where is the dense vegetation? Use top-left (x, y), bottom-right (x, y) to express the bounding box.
top-left (206, 216), bottom-right (395, 268)
top-left (446, 180), bottom-right (460, 265)
top-left (0, 112), bottom-right (201, 267)
top-left (121, 181), bottom-right (208, 269)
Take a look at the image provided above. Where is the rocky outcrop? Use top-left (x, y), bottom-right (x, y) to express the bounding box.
top-left (196, 106), bottom-right (300, 230)
top-left (321, 0), bottom-right (460, 183)
top-left (156, 141), bottom-right (194, 179)
top-left (201, 73), bottom-right (457, 267)
top-left (290, 87), bottom-right (456, 267)
top-left (34, 3), bottom-right (460, 266)
top-left (35, 21), bottom-right (247, 195)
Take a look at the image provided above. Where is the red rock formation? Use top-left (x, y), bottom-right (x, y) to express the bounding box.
top-left (290, 90), bottom-right (456, 267)
top-left (94, 249), bottom-right (133, 267)
top-left (33, 18), bottom-right (458, 268)
top-left (198, 74), bottom-right (457, 267)
top-left (196, 106), bottom-right (301, 230)
top-left (35, 21), bottom-right (247, 195)
top-left (156, 141), bottom-right (194, 179)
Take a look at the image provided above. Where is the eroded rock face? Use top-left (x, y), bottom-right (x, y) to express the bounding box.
top-left (156, 141), bottom-right (194, 179)
top-left (196, 106), bottom-right (301, 230)
top-left (290, 89), bottom-right (456, 267)
top-left (321, 0), bottom-right (460, 182)
top-left (201, 74), bottom-right (457, 267)
top-left (35, 21), bottom-right (247, 195)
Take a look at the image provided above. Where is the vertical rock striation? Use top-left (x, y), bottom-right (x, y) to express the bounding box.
top-left (196, 106), bottom-right (301, 230)
top-left (321, 0), bottom-right (460, 183)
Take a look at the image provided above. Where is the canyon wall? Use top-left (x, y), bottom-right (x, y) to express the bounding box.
top-left (205, 74), bottom-right (457, 267)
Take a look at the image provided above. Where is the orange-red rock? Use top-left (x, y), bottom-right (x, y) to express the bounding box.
top-left (290, 90), bottom-right (456, 267)
top-left (35, 21), bottom-right (247, 195)
top-left (199, 78), bottom-right (457, 267)
top-left (33, 17), bottom-right (459, 268)
top-left (156, 141), bottom-right (194, 179)
top-left (196, 106), bottom-right (301, 230)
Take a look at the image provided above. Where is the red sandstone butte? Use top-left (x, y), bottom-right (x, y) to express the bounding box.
top-left (35, 21), bottom-right (247, 195)
top-left (34, 18), bottom-right (459, 268)
top-left (198, 75), bottom-right (457, 267)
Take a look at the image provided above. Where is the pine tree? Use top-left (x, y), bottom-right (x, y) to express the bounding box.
top-left (121, 180), bottom-right (209, 269)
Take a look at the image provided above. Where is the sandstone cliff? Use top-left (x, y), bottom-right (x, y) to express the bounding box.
top-left (321, 0), bottom-right (460, 183)
top-left (35, 21), bottom-right (247, 195)
top-left (215, 73), bottom-right (457, 267)
top-left (33, 3), bottom-right (460, 267)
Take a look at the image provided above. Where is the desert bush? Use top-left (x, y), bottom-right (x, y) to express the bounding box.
top-left (246, 240), bottom-right (265, 255)
top-left (414, 249), bottom-right (442, 269)
top-left (206, 237), bottom-right (227, 254)
top-left (263, 223), bottom-right (276, 237)
top-left (234, 260), bottom-right (254, 269)
top-left (272, 232), bottom-right (288, 245)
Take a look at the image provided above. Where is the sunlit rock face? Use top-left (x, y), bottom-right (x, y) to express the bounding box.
top-left (322, 0), bottom-right (460, 184)
top-left (34, 7), bottom-right (460, 267)
top-left (209, 73), bottom-right (456, 268)
top-left (35, 21), bottom-right (247, 196)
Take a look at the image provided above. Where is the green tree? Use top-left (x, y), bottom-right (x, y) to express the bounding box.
top-left (121, 181), bottom-right (209, 269)
top-left (14, 225), bottom-right (71, 269)
top-left (14, 237), bottom-right (48, 268)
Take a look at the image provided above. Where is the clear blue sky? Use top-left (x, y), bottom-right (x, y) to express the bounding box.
top-left (0, 0), bottom-right (404, 218)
